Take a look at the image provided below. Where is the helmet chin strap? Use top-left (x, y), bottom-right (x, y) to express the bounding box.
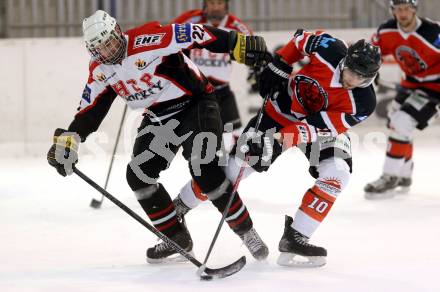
top-left (357, 76), bottom-right (375, 88)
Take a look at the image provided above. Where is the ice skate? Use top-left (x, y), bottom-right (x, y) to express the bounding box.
top-left (364, 174), bottom-right (411, 200)
top-left (277, 216), bottom-right (327, 268)
top-left (146, 225), bottom-right (193, 264)
top-left (173, 196), bottom-right (191, 222)
top-left (239, 227), bottom-right (269, 261)
top-left (397, 177), bottom-right (412, 194)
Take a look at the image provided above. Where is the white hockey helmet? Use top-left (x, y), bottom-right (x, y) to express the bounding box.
top-left (82, 10), bottom-right (126, 65)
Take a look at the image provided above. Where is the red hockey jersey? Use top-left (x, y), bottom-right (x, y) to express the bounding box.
top-left (372, 17), bottom-right (440, 97)
top-left (266, 30), bottom-right (376, 136)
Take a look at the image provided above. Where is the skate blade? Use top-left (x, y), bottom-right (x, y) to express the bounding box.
top-left (277, 252), bottom-right (326, 268)
top-left (242, 244), bottom-right (269, 261)
top-left (396, 186), bottom-right (410, 194)
top-left (146, 251), bottom-right (195, 264)
top-left (364, 190), bottom-right (395, 200)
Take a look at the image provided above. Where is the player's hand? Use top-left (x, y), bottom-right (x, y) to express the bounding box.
top-left (247, 66), bottom-right (264, 93)
top-left (230, 32), bottom-right (271, 67)
top-left (279, 122), bottom-right (318, 147)
top-left (236, 130), bottom-right (281, 172)
top-left (47, 128), bottom-right (80, 176)
top-left (239, 131), bottom-right (275, 159)
top-left (258, 55), bottom-right (292, 99)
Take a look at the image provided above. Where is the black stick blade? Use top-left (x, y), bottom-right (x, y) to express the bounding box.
top-left (90, 198), bottom-right (102, 209)
top-left (200, 256), bottom-right (246, 280)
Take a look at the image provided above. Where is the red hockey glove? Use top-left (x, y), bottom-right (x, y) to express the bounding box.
top-left (276, 122), bottom-right (318, 147)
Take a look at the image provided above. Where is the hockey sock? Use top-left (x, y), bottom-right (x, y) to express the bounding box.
top-left (137, 184), bottom-right (181, 238)
top-left (405, 142), bottom-right (413, 161)
top-left (383, 137), bottom-right (412, 176)
top-left (179, 179), bottom-right (208, 209)
top-left (292, 181), bottom-right (339, 238)
top-left (211, 188), bottom-right (253, 236)
top-left (401, 142), bottom-right (414, 178)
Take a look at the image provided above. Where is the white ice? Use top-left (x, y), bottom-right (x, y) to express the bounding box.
top-left (1, 127), bottom-right (440, 292)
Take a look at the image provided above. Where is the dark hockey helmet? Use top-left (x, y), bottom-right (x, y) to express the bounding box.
top-left (344, 39), bottom-right (381, 79)
top-left (390, 0), bottom-right (418, 9)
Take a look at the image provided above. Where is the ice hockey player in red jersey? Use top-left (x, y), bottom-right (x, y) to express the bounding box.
top-left (172, 0), bottom-right (253, 151)
top-left (46, 10), bottom-right (270, 263)
top-left (364, 0), bottom-right (440, 199)
top-left (172, 30), bottom-right (381, 267)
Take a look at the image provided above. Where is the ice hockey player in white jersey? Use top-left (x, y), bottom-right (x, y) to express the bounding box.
top-left (46, 10), bottom-right (270, 263)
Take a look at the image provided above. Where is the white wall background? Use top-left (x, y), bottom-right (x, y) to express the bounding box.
top-left (0, 28), bottom-right (400, 157)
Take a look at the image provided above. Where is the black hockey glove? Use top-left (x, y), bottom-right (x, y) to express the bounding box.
top-left (258, 55), bottom-right (293, 100)
top-left (229, 31), bottom-right (271, 67)
top-left (236, 130), bottom-right (281, 172)
top-left (247, 66), bottom-right (265, 93)
top-left (239, 131), bottom-right (274, 160)
top-left (47, 128), bottom-right (80, 176)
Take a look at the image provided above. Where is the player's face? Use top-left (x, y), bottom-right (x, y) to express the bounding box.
top-left (204, 0), bottom-right (227, 25)
top-left (95, 37), bottom-right (120, 63)
top-left (93, 32), bottom-right (125, 65)
top-left (392, 4), bottom-right (417, 30)
top-left (341, 68), bottom-right (372, 89)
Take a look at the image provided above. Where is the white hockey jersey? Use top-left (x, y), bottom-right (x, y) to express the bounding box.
top-left (69, 21), bottom-right (234, 140)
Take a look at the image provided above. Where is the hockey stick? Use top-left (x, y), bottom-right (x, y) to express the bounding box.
top-left (90, 104), bottom-right (128, 209)
top-left (74, 167), bottom-right (245, 279)
top-left (198, 92), bottom-right (272, 278)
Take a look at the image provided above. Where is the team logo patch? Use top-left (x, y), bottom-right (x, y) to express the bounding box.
top-left (133, 33), bottom-right (164, 48)
top-left (82, 85), bottom-right (91, 103)
top-left (395, 46), bottom-right (427, 75)
top-left (174, 23), bottom-right (191, 43)
top-left (96, 73), bottom-right (106, 82)
top-left (292, 75), bottom-right (328, 114)
top-left (135, 59), bottom-right (147, 70)
top-left (323, 178), bottom-right (342, 189)
top-left (318, 36), bottom-right (336, 48)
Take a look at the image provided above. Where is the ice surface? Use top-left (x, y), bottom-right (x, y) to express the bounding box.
top-left (1, 131), bottom-right (440, 292)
